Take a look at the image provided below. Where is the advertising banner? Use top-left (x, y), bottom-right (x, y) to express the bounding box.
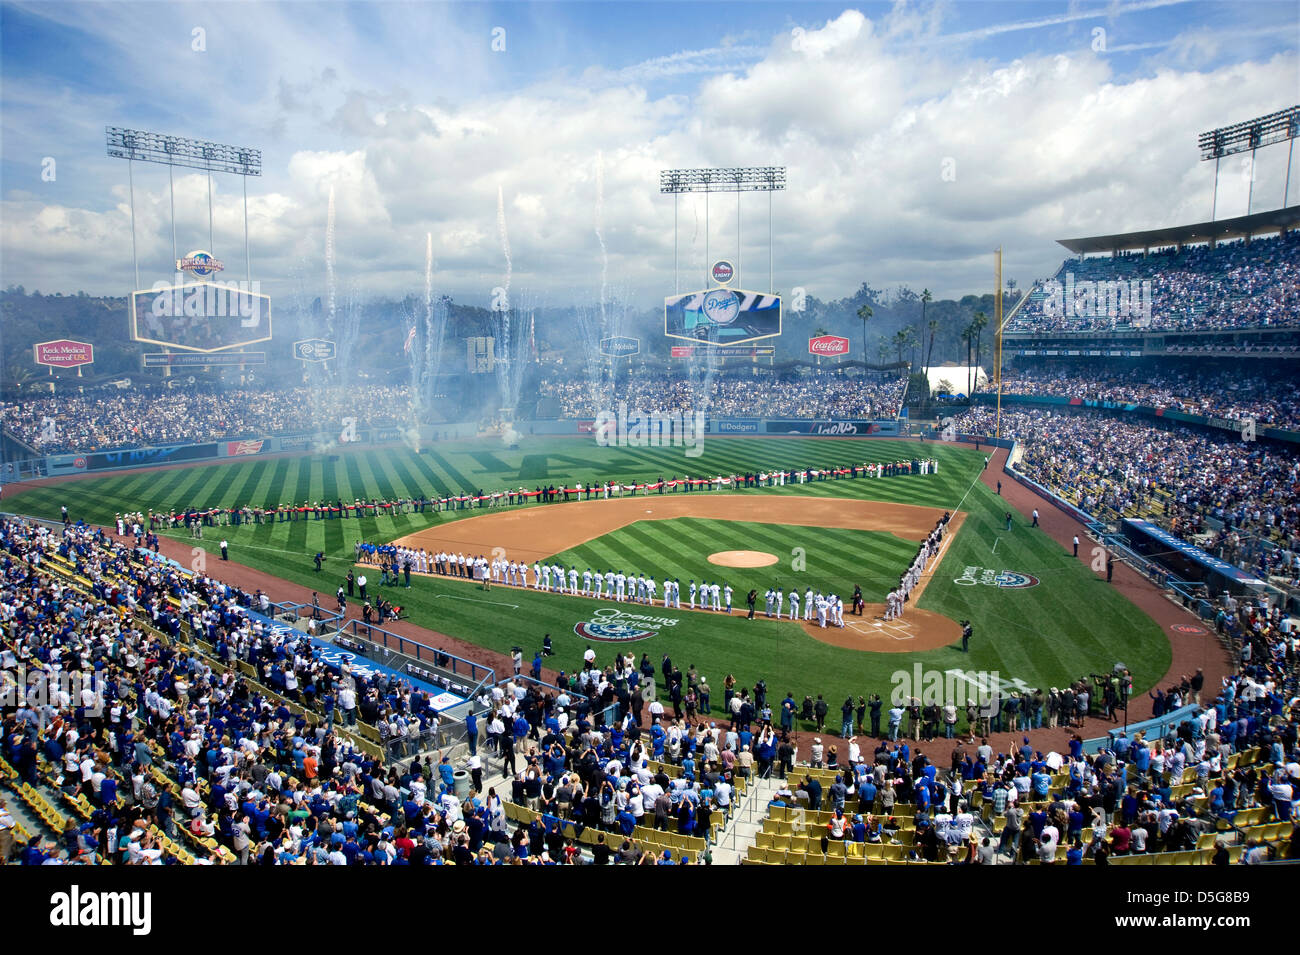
top-left (34, 340), bottom-right (95, 369)
top-left (143, 352), bottom-right (267, 367)
top-left (808, 335), bottom-right (850, 357)
top-left (225, 439), bottom-right (267, 457)
top-left (714, 419), bottom-right (761, 434)
top-left (599, 336), bottom-right (640, 358)
top-left (85, 443), bottom-right (218, 471)
top-left (765, 420), bottom-right (899, 436)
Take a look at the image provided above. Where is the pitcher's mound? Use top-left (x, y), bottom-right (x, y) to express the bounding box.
top-left (709, 550), bottom-right (779, 568)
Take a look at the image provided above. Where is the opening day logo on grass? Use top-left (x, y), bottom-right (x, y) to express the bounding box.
top-left (574, 607), bottom-right (678, 643)
top-left (953, 566), bottom-right (1040, 588)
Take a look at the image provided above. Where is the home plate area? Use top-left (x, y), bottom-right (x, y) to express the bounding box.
top-left (799, 605), bottom-right (959, 653)
top-left (852, 616), bottom-right (917, 641)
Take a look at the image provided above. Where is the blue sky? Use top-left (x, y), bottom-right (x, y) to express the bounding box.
top-left (2, 1), bottom-right (1297, 304)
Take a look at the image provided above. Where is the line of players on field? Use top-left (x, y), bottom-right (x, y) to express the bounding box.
top-left (885, 513), bottom-right (953, 621)
top-left (413, 548), bottom-right (855, 628)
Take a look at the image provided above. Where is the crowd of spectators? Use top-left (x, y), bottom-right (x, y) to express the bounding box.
top-left (952, 407), bottom-right (1300, 586)
top-left (1, 385), bottom-right (414, 454)
top-left (539, 372), bottom-right (906, 420)
top-left (987, 365), bottom-right (1300, 428)
top-left (1009, 231), bottom-right (1300, 333)
top-left (0, 515), bottom-right (518, 865)
top-left (765, 590), bottom-right (1296, 865)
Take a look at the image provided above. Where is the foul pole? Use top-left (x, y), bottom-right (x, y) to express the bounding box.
top-left (995, 246), bottom-right (1004, 439)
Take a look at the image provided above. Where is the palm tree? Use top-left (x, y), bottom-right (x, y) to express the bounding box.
top-left (918, 289), bottom-right (932, 375)
top-left (856, 304), bottom-right (872, 377)
top-left (892, 328), bottom-right (909, 365)
top-left (970, 310), bottom-right (989, 395)
top-left (961, 322), bottom-right (976, 397)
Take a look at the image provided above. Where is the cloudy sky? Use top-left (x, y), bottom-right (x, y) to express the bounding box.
top-left (2, 0), bottom-right (1296, 309)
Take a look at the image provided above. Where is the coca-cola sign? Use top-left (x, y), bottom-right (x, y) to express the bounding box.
top-left (808, 335), bottom-right (850, 356)
top-left (33, 339), bottom-right (95, 369)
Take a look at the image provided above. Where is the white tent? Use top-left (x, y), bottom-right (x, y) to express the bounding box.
top-left (925, 365), bottom-right (987, 397)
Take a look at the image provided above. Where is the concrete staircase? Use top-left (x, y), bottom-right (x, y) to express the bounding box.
top-left (710, 773), bottom-right (782, 865)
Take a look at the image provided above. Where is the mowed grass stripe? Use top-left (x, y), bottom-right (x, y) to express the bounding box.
top-left (224, 460), bottom-right (272, 508)
top-left (424, 448), bottom-right (475, 494)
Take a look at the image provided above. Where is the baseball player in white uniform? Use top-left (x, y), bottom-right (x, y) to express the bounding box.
top-left (615, 571), bottom-right (627, 602)
top-left (604, 569), bottom-right (615, 598)
top-left (724, 584), bottom-right (733, 613)
top-left (689, 580), bottom-right (697, 609)
top-left (533, 561), bottom-right (542, 589)
top-left (710, 582), bottom-right (721, 611)
top-left (647, 577), bottom-right (657, 605)
top-left (804, 587), bottom-right (815, 621)
top-left (816, 594), bottom-right (829, 628)
top-left (776, 588), bottom-right (785, 618)
top-left (789, 589), bottom-right (800, 620)
top-left (582, 568), bottom-right (593, 595)
top-left (569, 566), bottom-right (579, 594)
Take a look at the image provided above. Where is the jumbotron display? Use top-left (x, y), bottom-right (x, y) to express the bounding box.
top-left (664, 288), bottom-right (782, 346)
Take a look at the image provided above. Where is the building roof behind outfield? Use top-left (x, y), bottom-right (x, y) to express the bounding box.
top-left (1057, 205), bottom-right (1300, 256)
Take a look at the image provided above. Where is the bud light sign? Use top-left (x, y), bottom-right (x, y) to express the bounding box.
top-left (808, 335), bottom-right (850, 357)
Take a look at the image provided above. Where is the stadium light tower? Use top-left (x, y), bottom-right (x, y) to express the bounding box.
top-left (1198, 106), bottom-right (1299, 219)
top-left (660, 167), bottom-right (786, 293)
top-left (106, 127), bottom-right (262, 289)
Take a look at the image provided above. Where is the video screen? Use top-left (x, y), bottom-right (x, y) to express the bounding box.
top-left (664, 288), bottom-right (781, 346)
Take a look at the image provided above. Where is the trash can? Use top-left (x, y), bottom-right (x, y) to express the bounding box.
top-left (453, 769), bottom-right (471, 801)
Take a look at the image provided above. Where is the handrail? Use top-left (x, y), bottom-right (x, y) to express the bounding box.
top-left (341, 619), bottom-right (495, 698)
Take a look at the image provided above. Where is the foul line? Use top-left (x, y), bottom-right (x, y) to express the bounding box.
top-left (991, 537), bottom-right (1000, 555)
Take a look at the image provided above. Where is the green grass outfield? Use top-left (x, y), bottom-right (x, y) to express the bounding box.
top-left (7, 436), bottom-right (1171, 711)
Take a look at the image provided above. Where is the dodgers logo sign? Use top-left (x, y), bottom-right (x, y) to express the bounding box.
top-left (701, 289), bottom-right (740, 325)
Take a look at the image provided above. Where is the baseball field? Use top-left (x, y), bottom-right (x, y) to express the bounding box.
top-left (4, 435), bottom-right (1172, 711)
